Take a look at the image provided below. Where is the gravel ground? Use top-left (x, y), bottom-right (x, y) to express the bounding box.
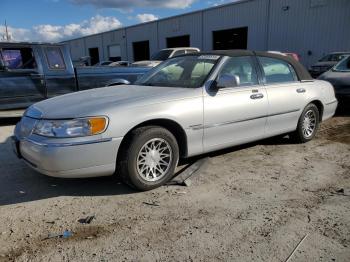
top-left (0, 116), bottom-right (349, 262)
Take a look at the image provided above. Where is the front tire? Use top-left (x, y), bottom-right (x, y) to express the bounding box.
top-left (118, 126), bottom-right (179, 191)
top-left (291, 103), bottom-right (320, 143)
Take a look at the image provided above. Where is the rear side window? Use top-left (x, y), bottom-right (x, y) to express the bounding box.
top-left (1, 48), bottom-right (37, 70)
top-left (218, 56), bottom-right (259, 87)
top-left (186, 49), bottom-right (198, 54)
top-left (45, 47), bottom-right (66, 70)
top-left (258, 57), bottom-right (298, 84)
top-left (172, 50), bottom-right (186, 57)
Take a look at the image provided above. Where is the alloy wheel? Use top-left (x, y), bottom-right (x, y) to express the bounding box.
top-left (136, 138), bottom-right (173, 182)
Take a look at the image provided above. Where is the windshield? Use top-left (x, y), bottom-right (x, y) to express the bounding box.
top-left (319, 53), bottom-right (349, 62)
top-left (135, 55), bottom-right (219, 88)
top-left (151, 50), bottom-right (173, 61)
top-left (333, 56), bottom-right (350, 72)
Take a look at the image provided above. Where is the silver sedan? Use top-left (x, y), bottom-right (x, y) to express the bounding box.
top-left (13, 51), bottom-right (338, 190)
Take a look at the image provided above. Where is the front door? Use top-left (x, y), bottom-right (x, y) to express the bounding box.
top-left (0, 47), bottom-right (45, 110)
top-left (203, 56), bottom-right (268, 152)
top-left (41, 45), bottom-right (76, 98)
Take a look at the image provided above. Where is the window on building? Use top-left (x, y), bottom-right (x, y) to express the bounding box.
top-left (45, 47), bottom-right (66, 70)
top-left (166, 35), bottom-right (190, 48)
top-left (258, 57), bottom-right (298, 84)
top-left (1, 48), bottom-right (37, 70)
top-left (218, 56), bottom-right (258, 87)
top-left (213, 27), bottom-right (248, 50)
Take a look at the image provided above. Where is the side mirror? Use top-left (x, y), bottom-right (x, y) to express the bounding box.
top-left (216, 74), bottom-right (240, 89)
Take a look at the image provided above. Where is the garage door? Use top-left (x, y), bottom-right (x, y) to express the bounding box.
top-left (108, 45), bottom-right (121, 62)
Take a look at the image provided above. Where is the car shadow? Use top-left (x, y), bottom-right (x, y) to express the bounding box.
top-left (0, 135), bottom-right (137, 207)
top-left (178, 134), bottom-right (292, 166)
top-left (0, 132), bottom-right (293, 207)
top-left (2, 110), bottom-right (339, 207)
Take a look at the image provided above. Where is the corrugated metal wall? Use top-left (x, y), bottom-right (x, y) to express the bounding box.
top-left (158, 12), bottom-right (203, 50)
top-left (84, 34), bottom-right (104, 62)
top-left (125, 22), bottom-right (158, 61)
top-left (64, 0), bottom-right (350, 67)
top-left (203, 0), bottom-right (268, 51)
top-left (67, 39), bottom-right (85, 61)
top-left (102, 29), bottom-right (127, 61)
top-left (268, 0), bottom-right (350, 66)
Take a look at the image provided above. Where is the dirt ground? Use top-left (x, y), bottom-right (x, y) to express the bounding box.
top-left (0, 115), bottom-right (349, 262)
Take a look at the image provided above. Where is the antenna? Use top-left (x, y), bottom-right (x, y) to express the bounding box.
top-left (4, 20), bottom-right (10, 41)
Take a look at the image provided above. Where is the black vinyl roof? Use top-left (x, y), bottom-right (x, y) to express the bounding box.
top-left (188, 50), bottom-right (313, 81)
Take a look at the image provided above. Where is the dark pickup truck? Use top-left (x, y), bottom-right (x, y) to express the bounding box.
top-left (0, 42), bottom-right (149, 116)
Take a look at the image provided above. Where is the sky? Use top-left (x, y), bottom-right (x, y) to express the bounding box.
top-left (0, 0), bottom-right (236, 42)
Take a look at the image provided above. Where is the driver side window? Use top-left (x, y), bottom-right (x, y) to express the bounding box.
top-left (218, 56), bottom-right (258, 87)
top-left (1, 48), bottom-right (37, 70)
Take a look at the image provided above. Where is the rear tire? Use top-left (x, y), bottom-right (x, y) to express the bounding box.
top-left (118, 126), bottom-right (179, 191)
top-left (291, 103), bottom-right (320, 143)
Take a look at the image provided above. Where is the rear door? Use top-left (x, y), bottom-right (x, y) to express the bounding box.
top-left (257, 56), bottom-right (306, 136)
top-left (41, 45), bottom-right (76, 98)
top-left (203, 56), bottom-right (268, 152)
top-left (0, 46), bottom-right (45, 110)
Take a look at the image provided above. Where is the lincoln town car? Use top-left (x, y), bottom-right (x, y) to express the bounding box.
top-left (13, 50), bottom-right (338, 190)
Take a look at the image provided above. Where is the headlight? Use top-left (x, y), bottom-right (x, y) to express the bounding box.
top-left (33, 117), bottom-right (108, 138)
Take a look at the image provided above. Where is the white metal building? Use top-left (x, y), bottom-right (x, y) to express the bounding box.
top-left (63, 0), bottom-right (350, 67)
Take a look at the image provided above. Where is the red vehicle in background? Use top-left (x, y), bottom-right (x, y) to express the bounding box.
top-left (284, 53), bottom-right (300, 61)
top-left (268, 51), bottom-right (300, 61)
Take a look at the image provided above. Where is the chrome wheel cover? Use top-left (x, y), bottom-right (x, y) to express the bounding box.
top-left (302, 110), bottom-right (316, 138)
top-left (136, 138), bottom-right (173, 182)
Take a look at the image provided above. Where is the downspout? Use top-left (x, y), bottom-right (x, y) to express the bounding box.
top-left (266, 0), bottom-right (271, 50)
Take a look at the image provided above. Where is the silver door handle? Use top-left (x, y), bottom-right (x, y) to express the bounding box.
top-left (296, 88), bottom-right (306, 93)
top-left (250, 93), bottom-right (264, 100)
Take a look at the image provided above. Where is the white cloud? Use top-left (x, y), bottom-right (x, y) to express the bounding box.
top-left (136, 13), bottom-right (159, 23)
top-left (70, 0), bottom-right (196, 9)
top-left (0, 15), bottom-right (122, 42)
top-left (208, 0), bottom-right (241, 7)
top-left (0, 26), bottom-right (31, 42)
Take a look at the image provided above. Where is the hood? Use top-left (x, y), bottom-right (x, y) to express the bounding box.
top-left (29, 85), bottom-right (197, 119)
top-left (132, 60), bottom-right (161, 67)
top-left (318, 70), bottom-right (350, 86)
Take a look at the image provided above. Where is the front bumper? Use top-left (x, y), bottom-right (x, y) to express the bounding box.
top-left (12, 135), bottom-right (123, 178)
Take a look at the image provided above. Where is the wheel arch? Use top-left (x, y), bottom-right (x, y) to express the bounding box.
top-left (309, 100), bottom-right (324, 121)
top-left (117, 118), bottom-right (188, 161)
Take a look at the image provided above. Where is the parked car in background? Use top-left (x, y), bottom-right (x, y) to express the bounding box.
top-left (267, 51), bottom-right (300, 61)
top-left (13, 50), bottom-right (337, 191)
top-left (284, 53), bottom-right (300, 61)
top-left (309, 52), bottom-right (350, 78)
top-left (132, 47), bottom-right (200, 67)
top-left (93, 61), bottom-right (113, 66)
top-left (0, 42), bottom-right (150, 116)
top-left (318, 55), bottom-right (350, 109)
top-left (109, 61), bottom-right (131, 67)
